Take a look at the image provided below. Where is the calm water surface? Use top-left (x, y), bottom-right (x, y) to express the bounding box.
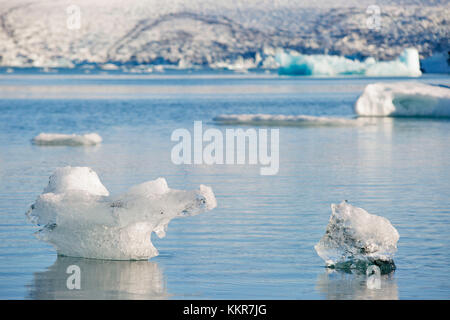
top-left (0, 72), bottom-right (449, 299)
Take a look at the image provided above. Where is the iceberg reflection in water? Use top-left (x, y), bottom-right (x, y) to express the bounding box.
top-left (315, 269), bottom-right (398, 300)
top-left (27, 256), bottom-right (168, 299)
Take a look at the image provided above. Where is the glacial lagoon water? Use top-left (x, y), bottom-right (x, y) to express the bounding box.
top-left (0, 72), bottom-right (449, 299)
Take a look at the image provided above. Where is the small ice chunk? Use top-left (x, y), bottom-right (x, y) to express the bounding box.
top-left (26, 166), bottom-right (217, 260)
top-left (32, 133), bottom-right (102, 146)
top-left (315, 201), bottom-right (399, 273)
top-left (100, 63), bottom-right (119, 70)
top-left (355, 82), bottom-right (450, 117)
top-left (213, 114), bottom-right (367, 126)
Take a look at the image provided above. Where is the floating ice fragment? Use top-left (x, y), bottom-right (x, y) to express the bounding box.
top-left (32, 133), bottom-right (102, 146)
top-left (213, 114), bottom-right (368, 126)
top-left (100, 63), bottom-right (120, 70)
top-left (355, 82), bottom-right (450, 117)
top-left (315, 201), bottom-right (399, 274)
top-left (277, 48), bottom-right (421, 77)
top-left (26, 167), bottom-right (217, 260)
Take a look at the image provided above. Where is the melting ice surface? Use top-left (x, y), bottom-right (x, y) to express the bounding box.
top-left (355, 82), bottom-right (450, 117)
top-left (26, 167), bottom-right (217, 260)
top-left (32, 133), bottom-right (102, 146)
top-left (213, 114), bottom-right (368, 127)
top-left (315, 201), bottom-right (399, 274)
top-left (277, 48), bottom-right (421, 77)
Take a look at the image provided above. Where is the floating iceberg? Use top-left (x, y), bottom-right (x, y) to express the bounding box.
top-left (277, 48), bottom-right (422, 77)
top-left (26, 167), bottom-right (217, 260)
top-left (32, 133), bottom-right (102, 146)
top-left (355, 82), bottom-right (450, 117)
top-left (213, 114), bottom-right (367, 127)
top-left (315, 201), bottom-right (399, 274)
top-left (420, 52), bottom-right (450, 74)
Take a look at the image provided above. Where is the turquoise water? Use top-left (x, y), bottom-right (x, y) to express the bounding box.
top-left (0, 73), bottom-right (449, 299)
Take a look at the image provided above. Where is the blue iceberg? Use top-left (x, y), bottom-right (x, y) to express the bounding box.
top-left (277, 48), bottom-right (422, 77)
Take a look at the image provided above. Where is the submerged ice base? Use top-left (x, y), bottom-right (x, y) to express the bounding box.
top-left (277, 48), bottom-right (421, 77)
top-left (26, 167), bottom-right (217, 260)
top-left (315, 201), bottom-right (399, 274)
top-left (355, 82), bottom-right (450, 117)
top-left (32, 133), bottom-right (102, 146)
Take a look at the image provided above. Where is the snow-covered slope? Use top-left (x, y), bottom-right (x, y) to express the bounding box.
top-left (0, 1), bottom-right (448, 70)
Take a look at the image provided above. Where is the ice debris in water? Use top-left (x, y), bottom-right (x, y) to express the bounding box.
top-left (32, 133), bottom-right (102, 146)
top-left (277, 48), bottom-right (421, 77)
top-left (26, 167), bottom-right (217, 260)
top-left (355, 82), bottom-right (450, 117)
top-left (213, 114), bottom-right (368, 127)
top-left (315, 201), bottom-right (399, 274)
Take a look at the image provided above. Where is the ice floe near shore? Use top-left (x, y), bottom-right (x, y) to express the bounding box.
top-left (213, 114), bottom-right (369, 127)
top-left (32, 133), bottom-right (102, 146)
top-left (315, 201), bottom-right (399, 274)
top-left (26, 167), bottom-right (217, 260)
top-left (355, 82), bottom-right (450, 117)
top-left (277, 48), bottom-right (422, 77)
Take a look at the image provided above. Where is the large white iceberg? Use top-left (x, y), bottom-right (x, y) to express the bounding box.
top-left (355, 82), bottom-right (450, 117)
top-left (32, 133), bottom-right (102, 146)
top-left (213, 114), bottom-right (368, 127)
top-left (26, 167), bottom-right (217, 260)
top-left (315, 201), bottom-right (399, 273)
top-left (277, 48), bottom-right (422, 77)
